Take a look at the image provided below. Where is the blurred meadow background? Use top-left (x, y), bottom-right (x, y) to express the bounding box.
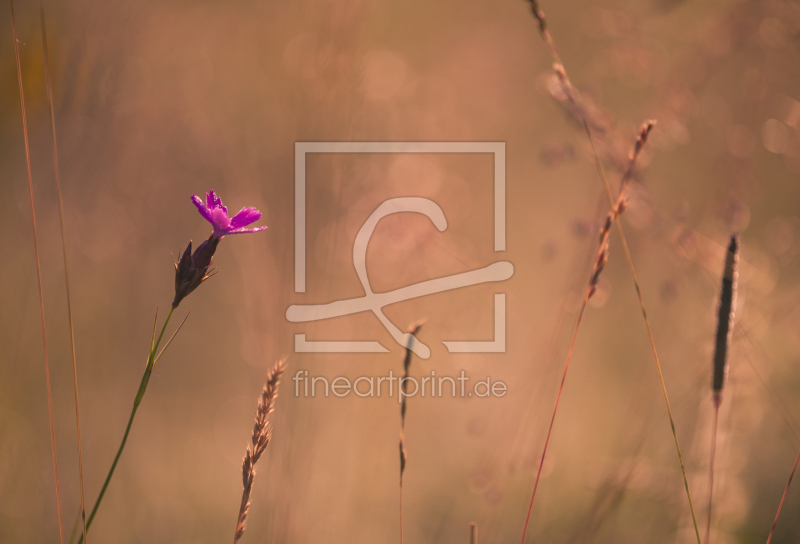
top-left (2, 0), bottom-right (800, 542)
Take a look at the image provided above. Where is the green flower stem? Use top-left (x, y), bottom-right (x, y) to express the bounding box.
top-left (70, 305), bottom-right (176, 544)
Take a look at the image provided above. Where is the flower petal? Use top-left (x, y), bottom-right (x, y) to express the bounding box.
top-left (227, 225), bottom-right (268, 235)
top-left (229, 207), bottom-right (262, 229)
top-left (206, 190), bottom-right (223, 209)
top-left (208, 207), bottom-right (232, 237)
top-left (192, 195), bottom-right (212, 223)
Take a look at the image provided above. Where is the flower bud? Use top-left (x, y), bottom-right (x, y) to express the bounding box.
top-left (173, 236), bottom-right (218, 307)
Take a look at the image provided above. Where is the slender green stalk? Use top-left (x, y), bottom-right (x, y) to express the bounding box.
top-left (70, 306), bottom-right (179, 544)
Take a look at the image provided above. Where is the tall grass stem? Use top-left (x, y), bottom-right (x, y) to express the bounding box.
top-left (584, 123), bottom-right (702, 544)
top-left (520, 300), bottom-right (588, 544)
top-left (400, 323), bottom-right (423, 544)
top-left (705, 401), bottom-right (720, 544)
top-left (10, 1), bottom-right (66, 541)
top-left (523, 2), bottom-right (701, 542)
top-left (706, 235), bottom-right (738, 544)
top-left (40, 7), bottom-right (89, 543)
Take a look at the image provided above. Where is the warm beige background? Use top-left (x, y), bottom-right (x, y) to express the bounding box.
top-left (1, 0), bottom-right (800, 543)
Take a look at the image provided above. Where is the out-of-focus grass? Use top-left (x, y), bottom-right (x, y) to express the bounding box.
top-left (2, 0), bottom-right (800, 543)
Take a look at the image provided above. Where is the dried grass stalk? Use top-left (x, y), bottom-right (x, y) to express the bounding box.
top-left (40, 8), bottom-right (89, 543)
top-left (400, 322), bottom-right (423, 544)
top-left (10, 1), bottom-right (65, 541)
top-left (234, 358), bottom-right (287, 544)
top-left (705, 234), bottom-right (739, 544)
top-left (712, 235), bottom-right (740, 402)
top-left (520, 122), bottom-right (651, 544)
top-left (766, 450), bottom-right (800, 544)
top-left (522, 2), bottom-right (700, 542)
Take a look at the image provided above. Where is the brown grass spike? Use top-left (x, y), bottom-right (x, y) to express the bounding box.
top-left (583, 116), bottom-right (702, 544)
top-left (400, 322), bottom-right (423, 544)
top-left (523, 2), bottom-right (701, 542)
top-left (234, 358), bottom-right (287, 544)
top-left (40, 7), bottom-right (89, 543)
top-left (10, 2), bottom-right (66, 542)
top-left (712, 236), bottom-right (739, 399)
top-left (706, 235), bottom-right (739, 544)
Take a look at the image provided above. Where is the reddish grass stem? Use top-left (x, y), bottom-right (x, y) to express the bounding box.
top-left (400, 322), bottom-right (423, 544)
top-left (522, 2), bottom-right (701, 541)
top-left (587, 119), bottom-right (701, 544)
top-left (766, 449), bottom-right (800, 544)
top-left (705, 399), bottom-right (720, 544)
top-left (520, 118), bottom-right (651, 543)
top-left (40, 7), bottom-right (89, 543)
top-left (10, 1), bottom-right (66, 542)
top-left (520, 299), bottom-right (588, 544)
top-left (520, 135), bottom-right (632, 542)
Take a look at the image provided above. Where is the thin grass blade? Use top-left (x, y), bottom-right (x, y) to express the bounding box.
top-left (149, 307), bottom-right (159, 358)
top-left (40, 7), bottom-right (89, 542)
top-left (153, 311), bottom-right (191, 367)
top-left (10, 1), bottom-right (65, 541)
top-left (522, 3), bottom-right (700, 542)
top-left (766, 449), bottom-right (800, 544)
